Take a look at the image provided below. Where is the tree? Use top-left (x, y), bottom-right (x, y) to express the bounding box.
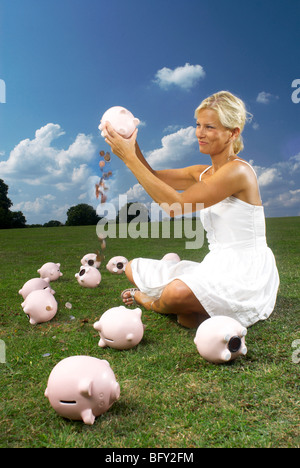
top-left (0, 179), bottom-right (26, 228)
top-left (65, 204), bottom-right (100, 226)
top-left (43, 220), bottom-right (63, 227)
top-left (10, 211), bottom-right (27, 228)
top-left (0, 179), bottom-right (12, 212)
top-left (116, 202), bottom-right (150, 224)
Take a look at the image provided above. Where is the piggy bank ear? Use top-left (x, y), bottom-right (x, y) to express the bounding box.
top-left (133, 308), bottom-right (142, 318)
top-left (93, 320), bottom-right (101, 331)
top-left (78, 378), bottom-right (93, 397)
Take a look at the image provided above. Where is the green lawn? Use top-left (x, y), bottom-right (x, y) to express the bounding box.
top-left (0, 218), bottom-right (299, 448)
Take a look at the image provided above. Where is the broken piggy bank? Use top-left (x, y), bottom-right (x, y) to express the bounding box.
top-left (99, 106), bottom-right (140, 139)
top-left (38, 262), bottom-right (63, 282)
top-left (194, 316), bottom-right (247, 364)
top-left (45, 356), bottom-right (120, 425)
top-left (106, 256), bottom-right (128, 274)
top-left (19, 277), bottom-right (55, 300)
top-left (94, 306), bottom-right (144, 350)
top-left (21, 287), bottom-right (58, 325)
top-left (75, 265), bottom-right (101, 288)
top-left (80, 253), bottom-right (101, 269)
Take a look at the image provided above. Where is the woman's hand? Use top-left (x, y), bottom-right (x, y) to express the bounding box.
top-left (102, 121), bottom-right (138, 166)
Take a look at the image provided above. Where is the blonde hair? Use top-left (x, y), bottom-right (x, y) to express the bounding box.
top-left (194, 91), bottom-right (252, 154)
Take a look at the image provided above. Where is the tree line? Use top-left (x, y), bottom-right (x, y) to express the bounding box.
top-left (0, 179), bottom-right (149, 228)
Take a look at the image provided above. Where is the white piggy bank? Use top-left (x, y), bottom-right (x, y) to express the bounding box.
top-left (19, 277), bottom-right (55, 300)
top-left (94, 306), bottom-right (144, 350)
top-left (99, 106), bottom-right (140, 139)
top-left (45, 356), bottom-right (120, 425)
top-left (194, 316), bottom-right (247, 364)
top-left (106, 256), bottom-right (128, 274)
top-left (38, 262), bottom-right (63, 282)
top-left (75, 265), bottom-right (101, 288)
top-left (80, 253), bottom-right (101, 269)
top-left (21, 287), bottom-right (58, 325)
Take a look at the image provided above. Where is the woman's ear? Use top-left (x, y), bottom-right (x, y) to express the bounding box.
top-left (230, 127), bottom-right (240, 142)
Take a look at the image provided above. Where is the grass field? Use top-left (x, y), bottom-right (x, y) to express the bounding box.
top-left (0, 217), bottom-right (299, 448)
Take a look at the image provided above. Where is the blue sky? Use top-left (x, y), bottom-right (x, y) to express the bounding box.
top-left (0, 0), bottom-right (299, 224)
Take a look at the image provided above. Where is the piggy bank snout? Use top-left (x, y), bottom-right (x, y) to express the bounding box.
top-left (226, 335), bottom-right (242, 353)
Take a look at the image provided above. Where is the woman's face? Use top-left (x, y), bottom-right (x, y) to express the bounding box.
top-left (195, 108), bottom-right (234, 156)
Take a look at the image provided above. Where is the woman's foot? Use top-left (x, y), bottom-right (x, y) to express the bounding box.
top-left (121, 288), bottom-right (139, 306)
top-left (121, 289), bottom-right (157, 310)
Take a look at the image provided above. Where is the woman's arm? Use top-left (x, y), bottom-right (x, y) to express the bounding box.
top-left (134, 140), bottom-right (206, 190)
top-left (103, 123), bottom-right (250, 216)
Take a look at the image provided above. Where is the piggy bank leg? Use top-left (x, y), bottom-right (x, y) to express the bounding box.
top-left (81, 408), bottom-right (95, 425)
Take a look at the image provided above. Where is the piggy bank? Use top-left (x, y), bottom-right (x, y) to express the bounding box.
top-left (194, 316), bottom-right (247, 364)
top-left (19, 277), bottom-right (55, 300)
top-left (99, 106), bottom-right (140, 139)
top-left (80, 253), bottom-right (101, 269)
top-left (44, 356), bottom-right (120, 425)
top-left (161, 253), bottom-right (181, 262)
top-left (21, 287), bottom-right (58, 325)
top-left (75, 265), bottom-right (101, 288)
top-left (94, 306), bottom-right (144, 350)
top-left (106, 256), bottom-right (128, 274)
top-left (38, 262), bottom-right (63, 282)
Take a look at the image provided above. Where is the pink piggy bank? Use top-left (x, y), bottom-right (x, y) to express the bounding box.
top-left (194, 316), bottom-right (247, 364)
top-left (99, 106), bottom-right (140, 139)
top-left (93, 306), bottom-right (144, 350)
top-left (75, 265), bottom-right (101, 288)
top-left (81, 253), bottom-right (101, 269)
top-left (106, 256), bottom-right (128, 274)
top-left (38, 262), bottom-right (63, 282)
top-left (19, 277), bottom-right (55, 300)
top-left (21, 287), bottom-right (58, 325)
top-left (44, 356), bottom-right (120, 425)
top-left (161, 253), bottom-right (181, 262)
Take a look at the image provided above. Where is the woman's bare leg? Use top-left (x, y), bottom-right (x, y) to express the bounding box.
top-left (122, 261), bottom-right (209, 329)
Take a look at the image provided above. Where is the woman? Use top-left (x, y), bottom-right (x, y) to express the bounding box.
top-left (102, 91), bottom-right (280, 329)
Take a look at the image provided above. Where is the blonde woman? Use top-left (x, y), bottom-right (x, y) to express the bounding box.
top-left (102, 91), bottom-right (280, 329)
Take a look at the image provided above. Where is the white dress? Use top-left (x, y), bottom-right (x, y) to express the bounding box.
top-left (131, 161), bottom-right (280, 328)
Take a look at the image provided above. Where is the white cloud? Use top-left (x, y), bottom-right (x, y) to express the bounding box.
top-left (256, 91), bottom-right (279, 104)
top-left (250, 153), bottom-right (300, 216)
top-left (0, 123), bottom-right (95, 184)
top-left (126, 183), bottom-right (148, 201)
top-left (154, 63), bottom-right (205, 90)
top-left (257, 167), bottom-right (281, 187)
top-left (1, 123), bottom-right (97, 223)
top-left (146, 126), bottom-right (198, 168)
